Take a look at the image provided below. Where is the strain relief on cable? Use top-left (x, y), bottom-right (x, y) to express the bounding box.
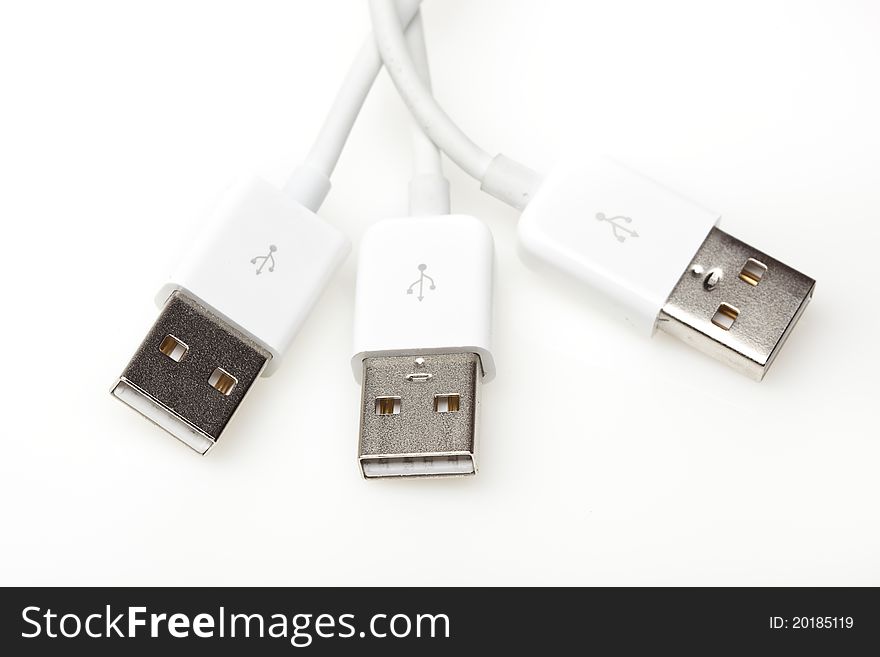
top-left (480, 154), bottom-right (543, 211)
top-left (284, 164), bottom-right (332, 212)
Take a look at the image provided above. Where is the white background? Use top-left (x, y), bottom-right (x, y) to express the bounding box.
top-left (1, 0), bottom-right (878, 586)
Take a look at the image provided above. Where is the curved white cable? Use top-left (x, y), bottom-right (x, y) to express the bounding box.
top-left (369, 0), bottom-right (542, 210)
top-left (286, 0), bottom-right (424, 211)
top-left (369, 0), bottom-right (491, 181)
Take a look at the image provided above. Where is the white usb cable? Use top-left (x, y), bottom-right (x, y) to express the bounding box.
top-left (286, 0), bottom-right (421, 210)
top-left (404, 11), bottom-right (450, 217)
top-left (369, 0), bottom-right (542, 210)
top-left (369, 0), bottom-right (815, 380)
top-left (112, 0), bottom-right (428, 454)
top-left (351, 9), bottom-right (495, 477)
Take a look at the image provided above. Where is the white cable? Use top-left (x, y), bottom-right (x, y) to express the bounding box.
top-left (369, 0), bottom-right (490, 181)
top-left (405, 10), bottom-right (451, 215)
top-left (405, 12), bottom-right (442, 182)
top-left (369, 0), bottom-right (542, 210)
top-left (285, 0), bottom-right (424, 211)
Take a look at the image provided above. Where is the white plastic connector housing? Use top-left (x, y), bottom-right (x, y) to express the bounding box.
top-left (351, 215), bottom-right (495, 380)
top-left (518, 155), bottom-right (719, 334)
top-left (159, 177), bottom-right (350, 374)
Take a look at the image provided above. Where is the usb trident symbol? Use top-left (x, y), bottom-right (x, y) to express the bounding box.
top-left (596, 212), bottom-right (639, 243)
top-left (406, 264), bottom-right (436, 301)
top-left (250, 245), bottom-right (277, 275)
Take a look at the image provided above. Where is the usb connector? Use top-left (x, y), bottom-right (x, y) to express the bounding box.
top-left (112, 177), bottom-right (349, 453)
top-left (658, 227), bottom-right (814, 380)
top-left (351, 215), bottom-right (496, 478)
top-left (518, 154), bottom-right (815, 379)
top-left (359, 353), bottom-right (481, 477)
top-left (112, 291), bottom-right (270, 454)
